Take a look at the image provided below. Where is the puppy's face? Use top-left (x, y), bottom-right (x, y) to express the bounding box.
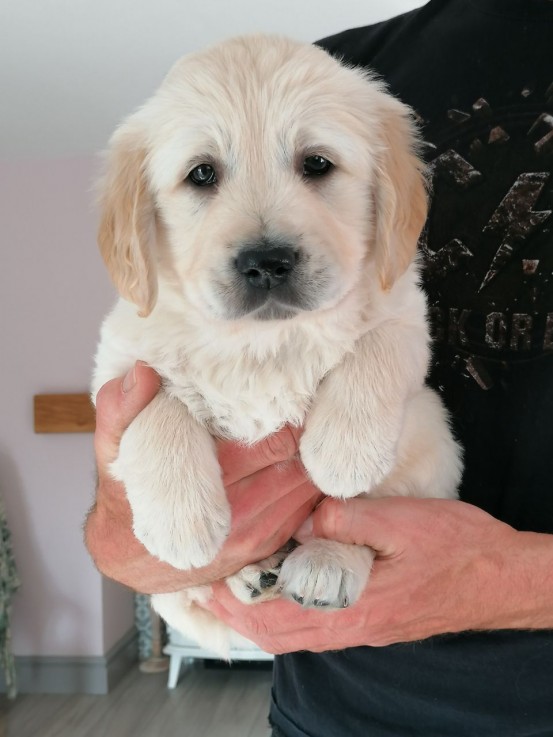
top-left (99, 37), bottom-right (427, 322)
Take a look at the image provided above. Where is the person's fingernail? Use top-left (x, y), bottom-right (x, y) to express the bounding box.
top-left (122, 364), bottom-right (137, 393)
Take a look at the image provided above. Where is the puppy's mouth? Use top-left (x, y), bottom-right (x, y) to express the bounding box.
top-left (212, 245), bottom-right (334, 322)
top-left (220, 276), bottom-right (319, 321)
top-left (235, 289), bottom-right (310, 320)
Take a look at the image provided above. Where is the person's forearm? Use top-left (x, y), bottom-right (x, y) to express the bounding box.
top-left (479, 530), bottom-right (553, 631)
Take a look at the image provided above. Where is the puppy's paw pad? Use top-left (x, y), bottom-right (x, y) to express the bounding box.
top-left (226, 544), bottom-right (294, 604)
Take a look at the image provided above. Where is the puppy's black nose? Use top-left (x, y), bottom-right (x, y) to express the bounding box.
top-left (235, 246), bottom-right (297, 289)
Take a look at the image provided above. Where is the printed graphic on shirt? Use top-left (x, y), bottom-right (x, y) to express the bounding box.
top-left (420, 84), bottom-right (553, 377)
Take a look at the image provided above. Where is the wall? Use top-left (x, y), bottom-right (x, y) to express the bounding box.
top-left (0, 156), bottom-right (118, 658)
top-left (0, 0), bottom-right (425, 676)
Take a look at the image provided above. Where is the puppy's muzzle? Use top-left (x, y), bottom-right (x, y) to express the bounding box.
top-left (235, 245), bottom-right (297, 290)
top-left (221, 239), bottom-right (324, 321)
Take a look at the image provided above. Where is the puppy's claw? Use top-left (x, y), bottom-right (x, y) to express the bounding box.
top-left (313, 599), bottom-right (329, 608)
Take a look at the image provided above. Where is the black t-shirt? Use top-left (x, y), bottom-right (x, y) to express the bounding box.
top-left (270, 2), bottom-right (553, 735)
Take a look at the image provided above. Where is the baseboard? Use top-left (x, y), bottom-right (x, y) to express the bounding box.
top-left (0, 628), bottom-right (138, 695)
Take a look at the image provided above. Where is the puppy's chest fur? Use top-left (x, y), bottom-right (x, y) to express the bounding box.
top-left (97, 301), bottom-right (368, 444)
top-left (163, 335), bottom-right (349, 443)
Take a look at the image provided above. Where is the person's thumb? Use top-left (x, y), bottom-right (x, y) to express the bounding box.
top-left (94, 361), bottom-right (161, 471)
top-left (217, 425), bottom-right (302, 486)
top-left (310, 497), bottom-right (415, 556)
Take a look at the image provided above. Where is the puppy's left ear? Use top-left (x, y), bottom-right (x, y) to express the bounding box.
top-left (372, 97), bottom-right (428, 290)
top-left (97, 126), bottom-right (158, 317)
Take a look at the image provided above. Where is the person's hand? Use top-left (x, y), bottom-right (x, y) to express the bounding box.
top-left (205, 496), bottom-right (553, 653)
top-left (85, 361), bottom-right (322, 593)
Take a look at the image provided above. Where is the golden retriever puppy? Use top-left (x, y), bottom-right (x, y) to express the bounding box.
top-left (92, 35), bottom-right (462, 655)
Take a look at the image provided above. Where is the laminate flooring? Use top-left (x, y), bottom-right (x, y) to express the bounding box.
top-left (0, 661), bottom-right (273, 737)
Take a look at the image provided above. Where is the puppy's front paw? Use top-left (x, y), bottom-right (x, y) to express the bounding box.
top-left (226, 542), bottom-right (295, 604)
top-left (132, 486), bottom-right (231, 569)
top-left (300, 421), bottom-right (396, 498)
top-left (112, 392), bottom-right (231, 570)
top-left (278, 539), bottom-right (374, 609)
top-left (134, 495), bottom-right (230, 569)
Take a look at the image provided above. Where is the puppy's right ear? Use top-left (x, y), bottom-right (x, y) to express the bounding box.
top-left (372, 96), bottom-right (428, 291)
top-left (98, 128), bottom-right (157, 317)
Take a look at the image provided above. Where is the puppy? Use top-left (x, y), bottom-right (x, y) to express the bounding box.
top-left (92, 35), bottom-right (462, 656)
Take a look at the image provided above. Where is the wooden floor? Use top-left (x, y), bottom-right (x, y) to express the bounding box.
top-left (0, 661), bottom-right (273, 737)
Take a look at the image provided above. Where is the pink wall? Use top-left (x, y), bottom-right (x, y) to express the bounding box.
top-left (0, 156), bottom-right (134, 657)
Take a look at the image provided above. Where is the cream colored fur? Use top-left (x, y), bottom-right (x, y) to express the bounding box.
top-left (92, 35), bottom-right (462, 657)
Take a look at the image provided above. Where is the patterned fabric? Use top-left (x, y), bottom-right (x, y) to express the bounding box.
top-left (0, 494), bottom-right (19, 699)
top-left (134, 593), bottom-right (167, 661)
top-left (134, 593), bottom-right (154, 660)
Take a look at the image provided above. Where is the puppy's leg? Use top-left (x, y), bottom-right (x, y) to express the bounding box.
top-left (112, 390), bottom-right (230, 569)
top-left (278, 539), bottom-right (374, 609)
top-left (153, 589), bottom-right (255, 659)
top-left (281, 388), bottom-right (462, 611)
top-left (370, 386), bottom-right (463, 501)
top-left (300, 320), bottom-right (430, 498)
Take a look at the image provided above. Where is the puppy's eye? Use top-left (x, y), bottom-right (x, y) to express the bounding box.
top-left (188, 164), bottom-right (217, 187)
top-left (303, 155), bottom-right (332, 177)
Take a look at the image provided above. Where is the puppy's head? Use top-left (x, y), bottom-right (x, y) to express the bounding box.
top-left (98, 36), bottom-right (427, 321)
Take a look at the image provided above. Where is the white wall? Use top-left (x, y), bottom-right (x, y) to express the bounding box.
top-left (0, 156), bottom-right (116, 657)
top-left (0, 157), bottom-right (152, 658)
top-left (0, 0), bottom-right (426, 159)
top-left (0, 0), bottom-right (425, 664)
